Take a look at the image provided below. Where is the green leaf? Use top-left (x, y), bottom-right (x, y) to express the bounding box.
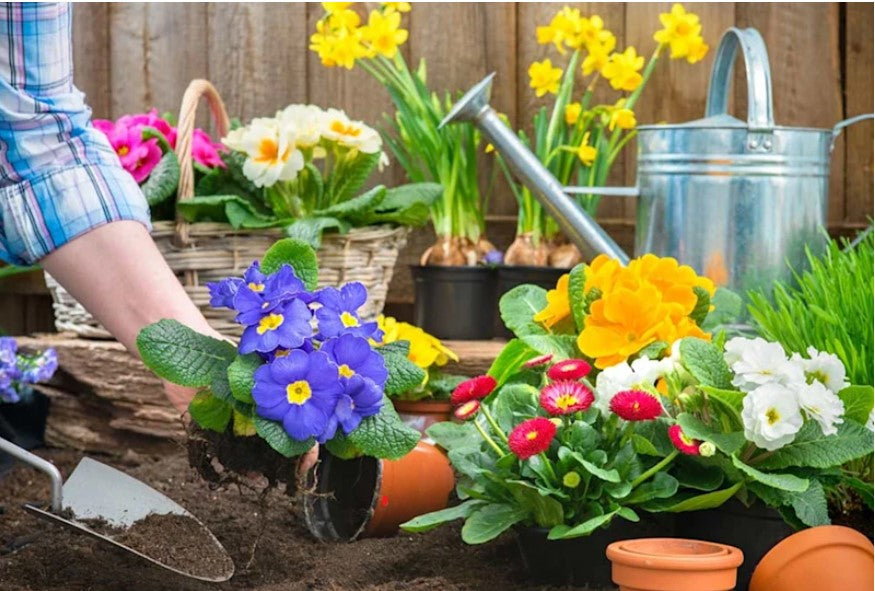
top-left (327, 152), bottom-right (380, 205)
top-left (676, 413), bottom-right (745, 455)
top-left (843, 476), bottom-right (874, 510)
top-left (137, 319), bottom-right (236, 387)
top-left (400, 500), bottom-right (486, 533)
top-left (373, 182), bottom-right (442, 216)
top-left (426, 421), bottom-right (482, 452)
top-left (837, 385), bottom-right (874, 425)
top-left (188, 391), bottom-right (232, 432)
top-left (731, 455), bottom-right (809, 492)
top-left (254, 416), bottom-right (315, 457)
top-left (140, 125), bottom-right (173, 152)
top-left (505, 480), bottom-right (565, 527)
top-left (559, 447), bottom-right (621, 483)
top-left (376, 340), bottom-right (410, 356)
top-left (790, 480), bottom-right (830, 527)
top-left (347, 396), bottom-right (420, 460)
top-left (382, 352), bottom-right (427, 396)
top-left (631, 419), bottom-right (676, 456)
top-left (461, 504), bottom-right (528, 544)
top-left (679, 338), bottom-right (733, 389)
top-left (225, 199), bottom-right (278, 229)
top-left (644, 481), bottom-right (742, 513)
top-left (548, 510), bottom-right (617, 540)
top-left (520, 334), bottom-right (578, 360)
top-left (567, 263), bottom-right (587, 332)
top-left (285, 216), bottom-right (349, 248)
top-left (702, 287), bottom-right (743, 332)
top-left (637, 340), bottom-right (669, 360)
top-left (625, 472), bottom-right (679, 504)
top-left (487, 339), bottom-right (537, 387)
top-left (141, 151), bottom-right (179, 206)
top-left (755, 420), bottom-right (875, 470)
top-left (673, 459), bottom-right (725, 491)
top-left (232, 408), bottom-right (256, 436)
top-left (700, 385), bottom-right (746, 412)
top-left (227, 353), bottom-right (262, 404)
top-left (499, 284), bottom-right (548, 338)
top-left (689, 286), bottom-right (711, 326)
top-left (319, 184), bottom-right (385, 219)
top-left (324, 434), bottom-right (361, 460)
top-left (260, 238), bottom-right (319, 290)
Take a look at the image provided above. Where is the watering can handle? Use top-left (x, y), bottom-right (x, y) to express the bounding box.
top-left (0, 435), bottom-right (63, 512)
top-left (831, 113), bottom-right (875, 151)
top-left (705, 27), bottom-right (775, 132)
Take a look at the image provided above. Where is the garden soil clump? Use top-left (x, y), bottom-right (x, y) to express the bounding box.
top-left (0, 448), bottom-right (604, 591)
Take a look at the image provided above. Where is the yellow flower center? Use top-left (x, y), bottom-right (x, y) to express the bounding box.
top-left (340, 311), bottom-right (360, 328)
top-left (118, 145), bottom-right (129, 156)
top-left (274, 349), bottom-right (291, 358)
top-left (338, 364), bottom-right (355, 378)
top-left (806, 371), bottom-right (829, 386)
top-left (525, 431), bottom-right (539, 441)
top-left (632, 401), bottom-right (640, 412)
top-left (330, 120), bottom-right (362, 137)
top-left (255, 138), bottom-right (291, 164)
top-left (555, 394), bottom-right (579, 410)
top-left (257, 313), bottom-right (284, 335)
top-left (286, 380), bottom-right (312, 405)
top-left (249, 282), bottom-right (265, 292)
top-left (766, 408), bottom-right (781, 425)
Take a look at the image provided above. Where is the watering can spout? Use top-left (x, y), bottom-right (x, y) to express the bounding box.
top-left (442, 74), bottom-right (630, 264)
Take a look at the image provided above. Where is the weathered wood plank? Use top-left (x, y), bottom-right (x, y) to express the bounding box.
top-left (71, 3), bottom-right (111, 118)
top-left (843, 3), bottom-right (874, 224)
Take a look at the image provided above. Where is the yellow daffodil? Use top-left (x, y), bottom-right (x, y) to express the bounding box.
top-left (381, 2), bottom-right (411, 13)
top-left (582, 31), bottom-right (616, 76)
top-left (653, 4), bottom-right (709, 63)
top-left (362, 9), bottom-right (408, 58)
top-left (485, 143), bottom-right (495, 154)
top-left (533, 274), bottom-right (572, 329)
top-left (575, 132), bottom-right (597, 166)
top-left (608, 99), bottom-right (636, 131)
top-left (569, 14), bottom-right (614, 50)
top-left (565, 102), bottom-right (582, 125)
top-left (327, 8), bottom-right (362, 32)
top-left (601, 46), bottom-right (644, 91)
top-left (536, 7), bottom-right (585, 53)
top-left (323, 2), bottom-right (353, 14)
top-left (528, 58), bottom-right (563, 97)
top-left (377, 316), bottom-right (458, 369)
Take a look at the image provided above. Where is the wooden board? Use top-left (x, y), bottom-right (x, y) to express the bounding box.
top-left (843, 3), bottom-right (874, 225)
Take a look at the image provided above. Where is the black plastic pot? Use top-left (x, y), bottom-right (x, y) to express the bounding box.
top-left (515, 513), bottom-right (675, 587)
top-left (411, 265), bottom-right (496, 340)
top-left (675, 499), bottom-right (795, 591)
top-left (0, 392), bottom-right (49, 477)
top-left (494, 266), bottom-right (570, 338)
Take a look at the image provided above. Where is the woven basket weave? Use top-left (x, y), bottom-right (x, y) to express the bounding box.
top-left (46, 79), bottom-right (407, 338)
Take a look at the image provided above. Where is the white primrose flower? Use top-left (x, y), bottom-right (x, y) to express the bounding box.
top-left (741, 382), bottom-right (804, 451)
top-left (594, 357), bottom-right (665, 415)
top-left (223, 117), bottom-right (304, 188)
top-left (791, 346), bottom-right (849, 394)
top-left (867, 408), bottom-right (874, 433)
top-left (277, 104), bottom-right (328, 149)
top-left (725, 336), bottom-right (804, 392)
top-left (321, 108), bottom-right (383, 154)
top-left (796, 380), bottom-right (844, 436)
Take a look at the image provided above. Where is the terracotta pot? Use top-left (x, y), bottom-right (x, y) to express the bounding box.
top-left (607, 538), bottom-right (744, 591)
top-left (392, 399), bottom-right (454, 436)
top-left (303, 441), bottom-right (455, 541)
top-left (749, 525), bottom-right (874, 591)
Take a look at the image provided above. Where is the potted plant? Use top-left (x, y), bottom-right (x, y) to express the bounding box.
top-left (374, 315), bottom-right (466, 435)
top-left (310, 3), bottom-right (498, 339)
top-left (491, 5), bottom-right (709, 305)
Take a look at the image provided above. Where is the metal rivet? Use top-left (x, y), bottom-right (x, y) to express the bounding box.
top-left (748, 140), bottom-right (758, 149)
top-left (763, 140), bottom-right (773, 150)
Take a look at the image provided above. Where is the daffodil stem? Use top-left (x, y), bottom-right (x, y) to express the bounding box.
top-left (630, 450), bottom-right (679, 489)
top-left (480, 404), bottom-right (508, 444)
top-left (474, 420), bottom-right (505, 457)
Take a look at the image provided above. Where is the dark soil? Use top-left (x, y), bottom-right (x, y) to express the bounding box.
top-left (0, 448), bottom-right (603, 591)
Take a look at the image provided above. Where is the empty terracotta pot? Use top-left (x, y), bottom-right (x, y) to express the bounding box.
top-left (607, 538), bottom-right (743, 591)
top-left (303, 440), bottom-right (455, 541)
top-left (392, 399), bottom-right (454, 436)
top-left (749, 525), bottom-right (874, 591)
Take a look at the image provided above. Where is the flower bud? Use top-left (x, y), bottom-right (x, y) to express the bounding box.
top-left (548, 417), bottom-right (563, 428)
top-left (562, 471), bottom-right (581, 488)
top-left (698, 441), bottom-right (716, 457)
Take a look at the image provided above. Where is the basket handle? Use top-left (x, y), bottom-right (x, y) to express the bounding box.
top-left (173, 79), bottom-right (231, 246)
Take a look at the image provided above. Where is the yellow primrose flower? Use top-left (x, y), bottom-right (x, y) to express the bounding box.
top-left (381, 2), bottom-right (411, 13)
top-left (533, 274), bottom-right (572, 329)
top-left (608, 99), bottom-right (636, 131)
top-left (323, 2), bottom-right (353, 14)
top-left (528, 58), bottom-right (563, 97)
top-left (601, 46), bottom-right (644, 91)
top-left (582, 32), bottom-right (616, 75)
top-left (565, 102), bottom-right (582, 125)
top-left (575, 132), bottom-right (597, 166)
top-left (362, 9), bottom-right (408, 58)
top-left (653, 4), bottom-right (709, 63)
top-left (377, 316), bottom-right (458, 369)
top-left (222, 118), bottom-right (304, 188)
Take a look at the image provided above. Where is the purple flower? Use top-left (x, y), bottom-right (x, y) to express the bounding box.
top-left (19, 349), bottom-right (58, 384)
top-left (264, 264), bottom-right (311, 304)
top-left (0, 367), bottom-right (18, 403)
top-left (484, 249), bottom-right (504, 265)
top-left (315, 283), bottom-right (379, 339)
top-left (207, 277), bottom-right (244, 309)
top-left (320, 374), bottom-right (383, 442)
top-left (238, 296), bottom-right (313, 354)
top-left (320, 334), bottom-right (388, 388)
top-left (252, 350), bottom-right (342, 441)
top-left (0, 337), bottom-right (17, 367)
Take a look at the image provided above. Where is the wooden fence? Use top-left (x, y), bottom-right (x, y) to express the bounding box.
top-left (1, 2), bottom-right (872, 333)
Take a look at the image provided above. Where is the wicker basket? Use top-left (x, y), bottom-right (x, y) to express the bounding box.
top-left (46, 79), bottom-right (407, 338)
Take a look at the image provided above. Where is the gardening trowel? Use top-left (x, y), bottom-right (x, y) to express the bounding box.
top-left (0, 436), bottom-right (234, 582)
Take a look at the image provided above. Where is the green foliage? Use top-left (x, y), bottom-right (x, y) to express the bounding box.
top-left (730, 455), bottom-right (809, 492)
top-left (754, 421), bottom-right (874, 470)
top-left (227, 353), bottom-right (262, 404)
top-left (141, 151), bottom-right (180, 206)
top-left (487, 339), bottom-right (537, 388)
top-left (346, 396), bottom-right (420, 460)
top-left (678, 338), bottom-right (733, 389)
top-left (254, 416), bottom-right (315, 458)
top-left (188, 391), bottom-right (232, 432)
top-left (136, 319), bottom-right (236, 387)
top-left (837, 385), bottom-right (874, 425)
top-left (461, 504), bottom-right (528, 544)
top-left (401, 500), bottom-right (486, 533)
top-left (499, 285), bottom-right (548, 338)
top-left (378, 350), bottom-right (427, 397)
top-left (260, 238), bottom-right (319, 289)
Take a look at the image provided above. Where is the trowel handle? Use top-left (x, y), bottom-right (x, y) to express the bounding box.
top-left (0, 436), bottom-right (63, 512)
top-left (831, 113), bottom-right (874, 152)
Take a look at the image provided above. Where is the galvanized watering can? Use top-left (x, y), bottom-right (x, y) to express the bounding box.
top-left (442, 27), bottom-right (873, 298)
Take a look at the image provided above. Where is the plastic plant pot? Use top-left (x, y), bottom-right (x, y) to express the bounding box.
top-left (494, 266), bottom-right (570, 338)
top-left (607, 538), bottom-right (744, 591)
top-left (749, 525), bottom-right (874, 591)
top-left (515, 513), bottom-right (674, 587)
top-left (674, 498), bottom-right (794, 590)
top-left (303, 440), bottom-right (455, 541)
top-left (392, 399), bottom-right (454, 437)
top-left (411, 265), bottom-right (496, 340)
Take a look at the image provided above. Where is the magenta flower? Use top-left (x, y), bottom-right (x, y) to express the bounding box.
top-left (192, 128), bottom-right (226, 168)
top-left (118, 109), bottom-right (177, 147)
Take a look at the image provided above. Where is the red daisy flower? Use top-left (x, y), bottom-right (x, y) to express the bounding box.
top-left (539, 380), bottom-right (594, 416)
top-left (508, 417), bottom-right (557, 460)
top-left (453, 400), bottom-right (480, 421)
top-left (547, 358), bottom-right (592, 381)
top-left (609, 389), bottom-right (663, 421)
top-left (451, 375), bottom-right (497, 404)
top-left (668, 424), bottom-right (701, 455)
top-left (523, 353), bottom-right (554, 369)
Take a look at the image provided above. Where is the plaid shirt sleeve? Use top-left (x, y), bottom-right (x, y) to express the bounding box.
top-left (0, 2), bottom-right (150, 265)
